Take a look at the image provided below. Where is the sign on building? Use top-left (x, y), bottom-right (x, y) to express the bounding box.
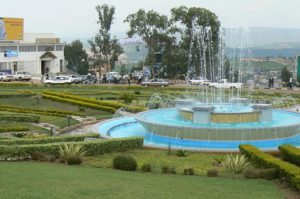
top-left (0, 18), bottom-right (24, 41)
top-left (4, 50), bottom-right (18, 57)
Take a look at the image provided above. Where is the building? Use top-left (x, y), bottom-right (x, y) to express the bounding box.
top-left (0, 33), bottom-right (64, 77)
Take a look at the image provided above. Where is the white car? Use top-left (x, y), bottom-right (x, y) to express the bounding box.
top-left (13, 71), bottom-right (32, 81)
top-left (188, 77), bottom-right (210, 85)
top-left (141, 79), bottom-right (169, 87)
top-left (209, 79), bottom-right (243, 89)
top-left (68, 75), bottom-right (82, 83)
top-left (44, 76), bottom-right (72, 84)
top-left (0, 72), bottom-right (14, 82)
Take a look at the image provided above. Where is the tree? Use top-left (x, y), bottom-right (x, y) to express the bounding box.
top-left (171, 6), bottom-right (220, 79)
top-left (124, 9), bottom-right (175, 67)
top-left (89, 4), bottom-right (123, 76)
top-left (224, 58), bottom-right (230, 81)
top-left (64, 40), bottom-right (89, 75)
top-left (233, 70), bottom-right (239, 83)
top-left (281, 66), bottom-right (290, 85)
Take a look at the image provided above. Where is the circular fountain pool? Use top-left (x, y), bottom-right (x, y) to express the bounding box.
top-left (96, 105), bottom-right (300, 151)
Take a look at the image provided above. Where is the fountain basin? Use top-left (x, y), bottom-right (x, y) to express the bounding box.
top-left (96, 106), bottom-right (300, 151)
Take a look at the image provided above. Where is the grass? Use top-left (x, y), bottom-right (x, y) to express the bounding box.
top-left (0, 162), bottom-right (284, 199)
top-left (83, 149), bottom-right (225, 175)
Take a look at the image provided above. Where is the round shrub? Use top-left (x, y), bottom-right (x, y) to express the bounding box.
top-left (206, 169), bottom-right (218, 177)
top-left (113, 155), bottom-right (137, 171)
top-left (141, 163), bottom-right (152, 172)
top-left (183, 165), bottom-right (194, 175)
top-left (66, 156), bottom-right (83, 165)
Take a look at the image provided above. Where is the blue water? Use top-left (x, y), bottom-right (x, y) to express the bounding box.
top-left (98, 116), bottom-right (300, 151)
top-left (136, 108), bottom-right (300, 129)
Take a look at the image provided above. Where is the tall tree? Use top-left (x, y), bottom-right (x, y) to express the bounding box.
top-left (124, 9), bottom-right (175, 67)
top-left (281, 66), bottom-right (290, 85)
top-left (64, 40), bottom-right (89, 75)
top-left (171, 6), bottom-right (220, 80)
top-left (89, 4), bottom-right (123, 76)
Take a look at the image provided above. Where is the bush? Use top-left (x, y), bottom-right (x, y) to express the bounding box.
top-left (206, 169), bottom-right (218, 177)
top-left (240, 144), bottom-right (300, 189)
top-left (161, 165), bottom-right (176, 174)
top-left (42, 94), bottom-right (116, 113)
top-left (134, 91), bottom-right (141, 95)
top-left (176, 149), bottom-right (188, 157)
top-left (0, 133), bottom-right (100, 145)
top-left (212, 157), bottom-right (224, 167)
top-left (120, 93), bottom-right (135, 104)
top-left (42, 91), bottom-right (125, 109)
top-left (0, 104), bottom-right (82, 117)
top-left (113, 155), bottom-right (137, 171)
top-left (183, 165), bottom-right (194, 175)
top-left (223, 154), bottom-right (249, 174)
top-left (0, 137), bottom-right (144, 159)
top-left (0, 115), bottom-right (40, 123)
top-left (141, 163), bottom-right (152, 172)
top-left (58, 144), bottom-right (85, 165)
top-left (13, 132), bottom-right (27, 138)
top-left (0, 127), bottom-right (29, 133)
top-left (279, 145), bottom-right (300, 166)
top-left (244, 168), bottom-right (278, 180)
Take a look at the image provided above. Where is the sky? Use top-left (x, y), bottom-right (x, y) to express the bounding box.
top-left (1, 0), bottom-right (300, 41)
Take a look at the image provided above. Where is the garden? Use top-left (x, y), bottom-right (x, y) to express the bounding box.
top-left (0, 83), bottom-right (300, 198)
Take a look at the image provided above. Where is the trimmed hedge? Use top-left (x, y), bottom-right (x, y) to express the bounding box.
top-left (0, 137), bottom-right (144, 158)
top-left (0, 127), bottom-right (30, 133)
top-left (42, 94), bottom-right (116, 113)
top-left (43, 91), bottom-right (125, 109)
top-left (239, 145), bottom-right (300, 190)
top-left (43, 91), bottom-right (147, 113)
top-left (0, 133), bottom-right (100, 145)
top-left (0, 105), bottom-right (83, 117)
top-left (0, 115), bottom-right (40, 123)
top-left (279, 145), bottom-right (300, 166)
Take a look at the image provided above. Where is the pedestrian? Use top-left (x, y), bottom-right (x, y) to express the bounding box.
top-left (269, 76), bottom-right (272, 89)
top-left (270, 76), bottom-right (274, 88)
top-left (289, 76), bottom-right (293, 89)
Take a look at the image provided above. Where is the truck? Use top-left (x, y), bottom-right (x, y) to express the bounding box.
top-left (13, 72), bottom-right (32, 81)
top-left (209, 79), bottom-right (243, 89)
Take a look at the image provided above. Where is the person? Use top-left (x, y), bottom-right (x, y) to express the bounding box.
top-left (127, 76), bottom-right (131, 85)
top-left (268, 76), bottom-right (272, 88)
top-left (289, 76), bottom-right (293, 89)
top-left (270, 76), bottom-right (274, 88)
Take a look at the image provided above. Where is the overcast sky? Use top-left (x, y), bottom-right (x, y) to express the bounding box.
top-left (1, 0), bottom-right (299, 40)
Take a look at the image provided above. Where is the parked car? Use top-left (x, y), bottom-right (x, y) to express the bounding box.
top-left (141, 79), bottom-right (169, 87)
top-left (44, 76), bottom-right (72, 84)
top-left (0, 72), bottom-right (14, 82)
top-left (13, 71), bottom-right (32, 81)
top-left (209, 79), bottom-right (243, 89)
top-left (68, 75), bottom-right (83, 84)
top-left (188, 77), bottom-right (210, 85)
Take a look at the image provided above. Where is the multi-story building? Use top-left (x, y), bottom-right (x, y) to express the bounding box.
top-left (0, 33), bottom-right (64, 77)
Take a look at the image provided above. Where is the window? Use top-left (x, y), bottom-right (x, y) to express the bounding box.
top-left (38, 45), bottom-right (54, 52)
top-left (19, 46), bottom-right (37, 52)
top-left (0, 46), bottom-right (17, 52)
top-left (55, 45), bottom-right (64, 51)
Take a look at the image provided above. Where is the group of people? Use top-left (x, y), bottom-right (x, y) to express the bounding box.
top-left (269, 75), bottom-right (294, 89)
top-left (101, 73), bottom-right (144, 85)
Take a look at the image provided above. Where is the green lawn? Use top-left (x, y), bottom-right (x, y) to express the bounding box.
top-left (83, 149), bottom-right (225, 175)
top-left (0, 162), bottom-right (283, 199)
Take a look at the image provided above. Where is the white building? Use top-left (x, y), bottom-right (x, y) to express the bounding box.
top-left (0, 33), bottom-right (64, 77)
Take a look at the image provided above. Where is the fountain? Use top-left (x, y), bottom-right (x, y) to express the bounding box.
top-left (95, 25), bottom-right (300, 151)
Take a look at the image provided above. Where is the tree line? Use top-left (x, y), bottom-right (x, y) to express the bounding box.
top-left (65, 4), bottom-right (220, 78)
